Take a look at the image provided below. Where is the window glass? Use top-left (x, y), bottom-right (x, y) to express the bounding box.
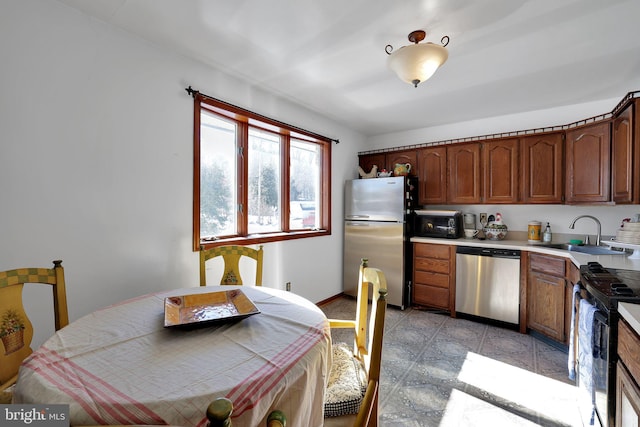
top-left (192, 93), bottom-right (331, 249)
top-left (200, 111), bottom-right (237, 238)
top-left (248, 128), bottom-right (281, 234)
top-left (290, 138), bottom-right (320, 230)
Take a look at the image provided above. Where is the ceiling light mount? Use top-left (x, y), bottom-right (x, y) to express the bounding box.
top-left (408, 30), bottom-right (426, 44)
top-left (385, 29), bottom-right (450, 88)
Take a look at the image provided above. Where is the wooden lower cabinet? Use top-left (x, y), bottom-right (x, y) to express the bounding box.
top-left (527, 253), bottom-right (569, 342)
top-left (412, 243), bottom-right (455, 313)
top-left (616, 362), bottom-right (640, 427)
top-left (617, 319), bottom-right (640, 426)
top-left (528, 272), bottom-right (565, 341)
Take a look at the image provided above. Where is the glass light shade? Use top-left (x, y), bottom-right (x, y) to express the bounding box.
top-left (387, 42), bottom-right (448, 87)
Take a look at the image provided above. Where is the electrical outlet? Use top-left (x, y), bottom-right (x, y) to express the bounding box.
top-left (479, 213), bottom-right (488, 224)
top-left (286, 282), bottom-right (291, 292)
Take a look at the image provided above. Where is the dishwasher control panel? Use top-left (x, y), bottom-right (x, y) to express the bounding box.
top-left (456, 246), bottom-right (521, 259)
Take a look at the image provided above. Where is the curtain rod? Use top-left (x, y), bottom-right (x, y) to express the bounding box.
top-left (185, 86), bottom-right (339, 144)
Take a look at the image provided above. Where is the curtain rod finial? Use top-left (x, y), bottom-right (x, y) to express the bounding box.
top-left (185, 86), bottom-right (199, 97)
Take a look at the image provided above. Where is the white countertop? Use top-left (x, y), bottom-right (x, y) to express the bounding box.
top-left (410, 236), bottom-right (640, 271)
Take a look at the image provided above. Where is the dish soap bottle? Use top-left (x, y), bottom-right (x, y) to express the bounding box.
top-left (543, 222), bottom-right (552, 243)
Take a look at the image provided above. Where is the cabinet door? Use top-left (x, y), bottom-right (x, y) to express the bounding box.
top-left (527, 271), bottom-right (565, 341)
top-left (520, 132), bottom-right (564, 203)
top-left (482, 138), bottom-right (519, 203)
top-left (417, 146), bottom-right (447, 205)
top-left (387, 151), bottom-right (417, 177)
top-left (565, 121), bottom-right (611, 204)
top-left (612, 103), bottom-right (635, 203)
top-left (447, 143), bottom-right (481, 204)
top-left (616, 362), bottom-right (640, 427)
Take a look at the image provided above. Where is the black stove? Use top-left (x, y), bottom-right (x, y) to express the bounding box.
top-left (578, 262), bottom-right (640, 427)
top-left (580, 262), bottom-right (640, 310)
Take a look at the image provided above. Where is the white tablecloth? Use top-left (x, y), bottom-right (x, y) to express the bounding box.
top-left (14, 286), bottom-right (331, 427)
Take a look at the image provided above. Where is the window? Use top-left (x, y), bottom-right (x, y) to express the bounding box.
top-left (193, 93), bottom-right (331, 250)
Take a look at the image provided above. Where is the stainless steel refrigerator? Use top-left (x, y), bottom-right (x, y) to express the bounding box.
top-left (343, 176), bottom-right (416, 309)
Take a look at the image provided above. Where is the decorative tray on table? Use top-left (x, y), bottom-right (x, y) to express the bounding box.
top-left (164, 289), bottom-right (260, 328)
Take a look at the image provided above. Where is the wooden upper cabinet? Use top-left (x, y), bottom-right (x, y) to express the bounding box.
top-left (520, 132), bottom-right (564, 204)
top-left (358, 151), bottom-right (417, 177)
top-left (417, 146), bottom-right (447, 205)
top-left (447, 143), bottom-right (481, 204)
top-left (387, 151), bottom-right (417, 177)
top-left (482, 138), bottom-right (519, 204)
top-left (565, 121), bottom-right (611, 204)
top-left (358, 153), bottom-right (385, 177)
top-left (612, 102), bottom-right (636, 203)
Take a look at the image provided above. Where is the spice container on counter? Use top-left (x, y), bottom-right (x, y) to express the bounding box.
top-left (528, 221), bottom-right (542, 243)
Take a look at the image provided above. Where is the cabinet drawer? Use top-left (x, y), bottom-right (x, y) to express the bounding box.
top-left (619, 319), bottom-right (640, 382)
top-left (414, 257), bottom-right (450, 274)
top-left (530, 253), bottom-right (565, 276)
top-left (413, 284), bottom-right (449, 309)
top-left (414, 243), bottom-right (450, 259)
top-left (415, 271), bottom-right (449, 288)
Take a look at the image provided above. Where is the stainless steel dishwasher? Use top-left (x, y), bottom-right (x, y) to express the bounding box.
top-left (455, 246), bottom-right (521, 325)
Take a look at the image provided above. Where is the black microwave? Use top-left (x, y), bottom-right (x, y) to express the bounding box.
top-left (413, 210), bottom-right (463, 239)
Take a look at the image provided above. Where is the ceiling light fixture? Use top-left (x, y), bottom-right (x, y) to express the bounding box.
top-left (385, 30), bottom-right (450, 88)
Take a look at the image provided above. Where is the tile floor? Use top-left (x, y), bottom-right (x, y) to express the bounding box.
top-left (319, 296), bottom-right (593, 427)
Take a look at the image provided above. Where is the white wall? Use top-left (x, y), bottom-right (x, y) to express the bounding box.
top-left (366, 98), bottom-right (623, 150)
top-left (428, 204), bottom-right (636, 241)
top-left (1, 0), bottom-right (364, 347)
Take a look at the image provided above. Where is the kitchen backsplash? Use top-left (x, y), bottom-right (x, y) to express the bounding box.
top-left (424, 204), bottom-right (637, 237)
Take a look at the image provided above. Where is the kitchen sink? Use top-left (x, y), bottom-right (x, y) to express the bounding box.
top-left (545, 243), bottom-right (625, 255)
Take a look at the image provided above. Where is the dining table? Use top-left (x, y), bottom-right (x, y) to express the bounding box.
top-left (13, 285), bottom-right (332, 427)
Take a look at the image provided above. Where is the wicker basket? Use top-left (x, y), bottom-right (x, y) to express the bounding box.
top-left (1, 329), bottom-right (25, 355)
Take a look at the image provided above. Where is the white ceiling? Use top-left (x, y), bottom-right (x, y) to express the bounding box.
top-left (56, 0), bottom-right (640, 137)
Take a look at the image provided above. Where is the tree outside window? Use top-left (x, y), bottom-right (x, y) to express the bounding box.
top-left (192, 93), bottom-right (331, 249)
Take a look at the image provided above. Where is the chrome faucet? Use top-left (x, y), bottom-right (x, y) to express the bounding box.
top-left (569, 215), bottom-right (602, 246)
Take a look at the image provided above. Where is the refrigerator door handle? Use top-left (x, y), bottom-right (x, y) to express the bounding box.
top-left (346, 215), bottom-right (370, 219)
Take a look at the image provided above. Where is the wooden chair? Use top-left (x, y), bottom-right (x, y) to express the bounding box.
top-left (199, 245), bottom-right (264, 286)
top-left (207, 398), bottom-right (286, 426)
top-left (324, 259), bottom-right (388, 427)
top-left (75, 399), bottom-right (286, 427)
top-left (0, 260), bottom-right (68, 403)
top-left (204, 262), bottom-right (387, 427)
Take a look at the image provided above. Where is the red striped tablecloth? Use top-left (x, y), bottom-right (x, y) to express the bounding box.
top-left (14, 286), bottom-right (332, 427)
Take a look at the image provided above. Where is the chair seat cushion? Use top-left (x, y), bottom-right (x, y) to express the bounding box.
top-left (324, 342), bottom-right (367, 417)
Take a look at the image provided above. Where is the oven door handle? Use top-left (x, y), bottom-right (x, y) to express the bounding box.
top-left (594, 310), bottom-right (608, 325)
